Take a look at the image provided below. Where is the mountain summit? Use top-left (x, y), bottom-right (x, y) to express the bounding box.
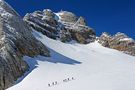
top-left (0, 0), bottom-right (135, 90)
top-left (24, 9), bottom-right (96, 44)
top-left (24, 9), bottom-right (135, 56)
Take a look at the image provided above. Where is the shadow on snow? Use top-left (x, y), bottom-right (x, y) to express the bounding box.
top-left (15, 47), bottom-right (82, 85)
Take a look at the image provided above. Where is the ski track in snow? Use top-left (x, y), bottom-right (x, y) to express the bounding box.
top-left (7, 31), bottom-right (135, 90)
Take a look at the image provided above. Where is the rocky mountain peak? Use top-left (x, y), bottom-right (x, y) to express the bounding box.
top-left (24, 9), bottom-right (96, 44)
top-left (56, 11), bottom-right (78, 23)
top-left (0, 1), bottom-right (135, 90)
top-left (43, 9), bottom-right (55, 18)
top-left (112, 32), bottom-right (134, 42)
top-left (77, 16), bottom-right (87, 26)
top-left (114, 32), bottom-right (128, 39)
top-left (101, 32), bottom-right (111, 38)
top-left (98, 32), bottom-right (135, 56)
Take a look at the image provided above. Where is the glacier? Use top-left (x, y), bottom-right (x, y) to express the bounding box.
top-left (7, 31), bottom-right (135, 90)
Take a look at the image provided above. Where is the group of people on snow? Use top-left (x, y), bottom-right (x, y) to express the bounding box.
top-left (48, 77), bottom-right (75, 87)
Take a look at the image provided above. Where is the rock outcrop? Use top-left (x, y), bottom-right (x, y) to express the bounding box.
top-left (24, 9), bottom-right (96, 44)
top-left (98, 32), bottom-right (135, 56)
top-left (0, 0), bottom-right (135, 89)
top-left (0, 0), bottom-right (50, 90)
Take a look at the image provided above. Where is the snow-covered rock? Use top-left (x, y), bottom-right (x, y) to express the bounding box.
top-left (57, 11), bottom-right (78, 23)
top-left (7, 30), bottom-right (135, 90)
top-left (0, 0), bottom-right (49, 90)
top-left (98, 32), bottom-right (135, 56)
top-left (24, 10), bottom-right (96, 44)
top-left (0, 0), bottom-right (134, 90)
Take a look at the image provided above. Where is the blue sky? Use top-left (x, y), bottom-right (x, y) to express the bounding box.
top-left (5, 0), bottom-right (135, 38)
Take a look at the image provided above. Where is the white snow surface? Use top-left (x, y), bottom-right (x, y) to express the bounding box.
top-left (7, 31), bottom-right (135, 90)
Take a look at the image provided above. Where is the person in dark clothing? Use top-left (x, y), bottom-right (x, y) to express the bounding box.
top-left (63, 79), bottom-right (68, 82)
top-left (71, 77), bottom-right (74, 80)
top-left (48, 84), bottom-right (51, 87)
top-left (55, 81), bottom-right (58, 85)
top-left (67, 78), bottom-right (70, 81)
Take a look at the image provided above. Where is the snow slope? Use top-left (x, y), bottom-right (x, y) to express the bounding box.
top-left (7, 31), bottom-right (135, 90)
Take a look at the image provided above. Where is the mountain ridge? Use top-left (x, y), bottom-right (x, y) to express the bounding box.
top-left (98, 32), bottom-right (135, 56)
top-left (0, 0), bottom-right (134, 90)
top-left (24, 9), bottom-right (96, 44)
top-left (23, 8), bottom-right (135, 56)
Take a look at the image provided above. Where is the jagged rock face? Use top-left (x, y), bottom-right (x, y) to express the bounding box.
top-left (98, 32), bottom-right (135, 56)
top-left (58, 11), bottom-right (77, 23)
top-left (75, 16), bottom-right (86, 26)
top-left (0, 0), bottom-right (50, 90)
top-left (24, 9), bottom-right (96, 44)
top-left (98, 32), bottom-right (112, 47)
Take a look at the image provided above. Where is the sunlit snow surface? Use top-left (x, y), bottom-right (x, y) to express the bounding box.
top-left (8, 31), bottom-right (135, 90)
